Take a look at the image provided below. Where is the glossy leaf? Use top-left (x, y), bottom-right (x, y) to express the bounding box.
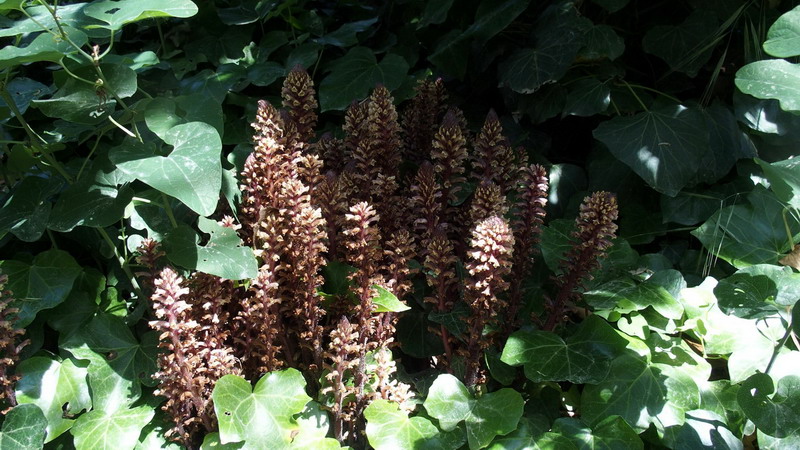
top-left (0, 77), bottom-right (51, 120)
top-left (0, 176), bottom-right (62, 242)
top-left (364, 399), bottom-right (439, 449)
top-left (563, 79), bottom-right (610, 117)
top-left (0, 249), bottom-right (82, 327)
top-left (0, 404), bottom-right (47, 450)
top-left (110, 122), bottom-right (223, 216)
top-left (71, 406), bottom-right (154, 450)
top-left (594, 104), bottom-right (708, 196)
top-left (213, 369), bottom-right (318, 449)
top-left (736, 60), bottom-right (800, 113)
top-left (423, 374), bottom-right (523, 449)
top-left (757, 157), bottom-right (800, 209)
top-left (579, 24), bottom-right (625, 61)
top-left (164, 217), bottom-right (258, 280)
top-left (693, 187), bottom-right (800, 267)
top-left (83, 0), bottom-right (199, 31)
top-left (144, 94), bottom-right (224, 141)
top-left (663, 409), bottom-right (743, 450)
top-left (15, 357), bottom-right (91, 443)
top-left (319, 47), bottom-right (409, 111)
top-left (738, 373), bottom-right (800, 438)
top-left (371, 285), bottom-right (410, 313)
top-left (61, 313), bottom-right (159, 412)
top-left (763, 7), bottom-right (800, 58)
top-left (486, 415), bottom-right (550, 450)
top-left (0, 26), bottom-right (88, 69)
top-left (553, 416), bottom-right (644, 449)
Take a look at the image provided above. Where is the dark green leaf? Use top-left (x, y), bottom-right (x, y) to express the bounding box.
top-left (423, 374), bottom-right (523, 449)
top-left (418, 0), bottom-right (454, 28)
top-left (579, 24), bottom-right (625, 61)
top-left (0, 249), bottom-right (82, 327)
top-left (315, 18), bottom-right (378, 47)
top-left (738, 373), bottom-right (800, 438)
top-left (663, 409), bottom-right (743, 450)
top-left (396, 309), bottom-right (444, 358)
top-left (563, 79), bottom-right (610, 117)
top-left (71, 406), bottom-right (155, 450)
top-left (464, 0), bottom-right (531, 44)
top-left (697, 103), bottom-right (757, 184)
top-left (144, 94), bottom-right (224, 141)
top-left (594, 104), bottom-right (709, 196)
top-left (364, 399), bottom-right (439, 449)
top-left (0, 77), bottom-right (51, 121)
top-left (319, 47), bottom-right (409, 111)
top-left (642, 10), bottom-right (718, 77)
top-left (0, 404), bottom-right (47, 450)
top-left (486, 415), bottom-right (550, 449)
top-left (692, 187), bottom-right (800, 267)
top-left (110, 122), bottom-right (223, 217)
top-left (15, 357), bottom-right (91, 443)
top-left (0, 176), bottom-right (62, 242)
top-left (757, 157), bottom-right (800, 209)
top-left (164, 218), bottom-right (258, 280)
top-left (591, 0), bottom-right (630, 13)
top-left (553, 416), bottom-right (644, 449)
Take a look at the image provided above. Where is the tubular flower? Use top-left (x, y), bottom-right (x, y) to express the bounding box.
top-left (508, 164), bottom-right (549, 325)
top-left (0, 275), bottom-right (28, 414)
top-left (423, 229), bottom-right (458, 370)
top-left (546, 191), bottom-right (618, 331)
top-left (462, 216), bottom-right (514, 386)
top-left (471, 109), bottom-right (516, 193)
top-left (322, 316), bottom-right (362, 444)
top-left (410, 161), bottom-right (443, 252)
top-left (431, 108), bottom-right (468, 205)
top-left (281, 65), bottom-right (318, 144)
top-left (367, 85), bottom-right (403, 178)
top-left (469, 180), bottom-right (508, 225)
top-left (402, 78), bottom-right (448, 163)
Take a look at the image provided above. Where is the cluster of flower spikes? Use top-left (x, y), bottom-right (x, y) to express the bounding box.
top-left (0, 274), bottom-right (28, 414)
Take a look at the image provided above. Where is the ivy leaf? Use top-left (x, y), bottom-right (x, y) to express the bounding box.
top-left (318, 47), bottom-right (409, 111)
top-left (486, 415), bottom-right (550, 449)
top-left (736, 60), bottom-right (800, 113)
top-left (663, 409), bottom-right (743, 450)
top-left (371, 285), bottom-right (410, 313)
top-left (562, 79), bottom-right (610, 117)
top-left (763, 7), bottom-right (800, 58)
top-left (593, 104), bottom-right (708, 196)
top-left (71, 405), bottom-right (155, 450)
top-left (642, 10), bottom-right (718, 77)
top-left (698, 103), bottom-right (757, 184)
top-left (423, 374), bottom-right (523, 449)
top-left (110, 122), bottom-right (223, 217)
top-left (83, 0), bottom-right (198, 31)
top-left (0, 176), bottom-right (62, 242)
top-left (164, 217), bottom-right (258, 280)
top-left (15, 357), bottom-right (91, 443)
top-left (757, 157), bottom-right (800, 209)
top-left (499, 1), bottom-right (590, 93)
top-left (213, 369), bottom-right (313, 449)
top-left (552, 416), bottom-right (644, 449)
top-left (713, 265), bottom-right (797, 319)
top-left (692, 187), bottom-right (800, 268)
top-left (364, 399), bottom-right (439, 449)
top-left (738, 373), bottom-right (800, 438)
top-left (501, 316), bottom-right (626, 383)
top-left (0, 249), bottom-right (82, 327)
top-left (144, 94), bottom-right (224, 141)
top-left (49, 158), bottom-right (134, 232)
top-left (292, 403), bottom-right (341, 449)
top-left (579, 24), bottom-right (625, 61)
top-left (0, 77), bottom-right (52, 120)
top-left (0, 404), bottom-right (47, 449)
top-left (396, 309), bottom-right (445, 358)
top-left (581, 354), bottom-right (700, 432)
top-left (61, 313), bottom-right (159, 413)
top-left (0, 26), bottom-right (88, 69)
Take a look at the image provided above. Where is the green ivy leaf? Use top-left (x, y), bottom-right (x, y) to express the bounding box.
top-left (692, 187), bottom-right (800, 268)
top-left (581, 354), bottom-right (700, 432)
top-left (499, 1), bottom-right (590, 93)
top-left (663, 409), bottom-right (743, 450)
top-left (0, 26), bottom-right (88, 69)
top-left (144, 94), bottom-right (224, 141)
top-left (371, 285), bottom-right (410, 313)
top-left (757, 157), bottom-right (800, 209)
top-left (553, 416), bottom-right (644, 449)
top-left (49, 158), bottom-right (134, 232)
top-left (83, 0), bottom-right (198, 31)
top-left (713, 265), bottom-right (798, 319)
top-left (71, 405), bottom-right (155, 450)
top-left (110, 122), bottom-right (223, 216)
top-left (763, 6), bottom-right (800, 58)
top-left (0, 249), bottom-right (82, 327)
top-left (15, 357), bottom-right (91, 443)
top-left (213, 369), bottom-right (315, 449)
top-left (0, 404), bottom-right (47, 449)
top-left (61, 313), bottom-right (158, 413)
top-left (642, 10), bottom-right (718, 77)
top-left (423, 374), bottom-right (523, 449)
top-left (738, 373), bottom-right (800, 438)
top-left (164, 217), bottom-right (258, 280)
top-left (501, 316), bottom-right (626, 383)
top-left (0, 176), bottom-right (62, 242)
top-left (318, 47), bottom-right (409, 111)
top-left (486, 415), bottom-right (550, 449)
top-left (562, 79), bottom-right (610, 117)
top-left (593, 104), bottom-right (708, 196)
top-left (698, 103), bottom-right (757, 184)
top-left (364, 399), bottom-right (439, 449)
top-left (579, 24), bottom-right (625, 61)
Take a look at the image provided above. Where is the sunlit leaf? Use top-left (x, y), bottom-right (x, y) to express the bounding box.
top-left (0, 404), bottom-right (47, 449)
top-left (71, 405), bottom-right (154, 450)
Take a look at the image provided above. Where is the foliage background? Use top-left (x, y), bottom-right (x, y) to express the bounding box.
top-left (1, 0), bottom-right (800, 448)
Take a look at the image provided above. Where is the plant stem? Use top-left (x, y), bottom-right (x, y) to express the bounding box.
top-left (161, 193), bottom-right (179, 228)
top-left (621, 80), bottom-right (650, 112)
top-left (98, 227), bottom-right (143, 300)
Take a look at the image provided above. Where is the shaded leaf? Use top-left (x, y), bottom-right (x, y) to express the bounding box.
top-left (0, 26), bottom-right (88, 69)
top-left (0, 249), bottom-right (82, 327)
top-left (423, 374), bottom-right (523, 449)
top-left (756, 157), bottom-right (800, 209)
top-left (15, 357), bottom-right (91, 443)
top-left (553, 416), bottom-right (644, 449)
top-left (562, 79), bottom-right (610, 117)
top-left (579, 24), bottom-right (625, 61)
top-left (663, 409), bottom-right (743, 450)
top-left (71, 405), bottom-right (154, 450)
top-left (593, 104), bottom-right (708, 196)
top-left (738, 373), bottom-right (800, 438)
top-left (0, 77), bottom-right (51, 121)
top-left (319, 47), bottom-right (409, 111)
top-left (314, 18), bottom-right (378, 47)
top-left (144, 94), bottom-right (224, 140)
top-left (110, 122), bottom-right (223, 217)
top-left (0, 176), bottom-right (62, 242)
top-left (418, 0), bottom-right (454, 28)
top-left (642, 10), bottom-right (718, 77)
